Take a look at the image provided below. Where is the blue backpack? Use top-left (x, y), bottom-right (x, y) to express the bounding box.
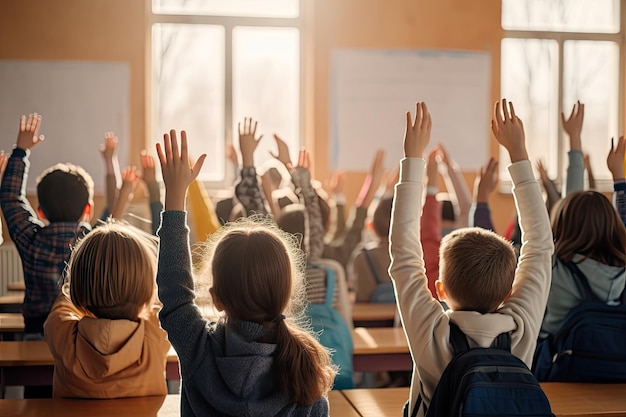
top-left (533, 261), bottom-right (626, 382)
top-left (305, 265), bottom-right (354, 389)
top-left (405, 323), bottom-right (553, 417)
top-left (362, 248), bottom-right (396, 303)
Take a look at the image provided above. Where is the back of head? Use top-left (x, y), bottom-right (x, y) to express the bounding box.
top-left (551, 191), bottom-right (626, 267)
top-left (68, 222), bottom-right (157, 320)
top-left (439, 227), bottom-right (517, 313)
top-left (276, 204), bottom-right (306, 252)
top-left (372, 197), bottom-right (393, 239)
top-left (37, 163), bottom-right (94, 222)
top-left (207, 218), bottom-right (334, 405)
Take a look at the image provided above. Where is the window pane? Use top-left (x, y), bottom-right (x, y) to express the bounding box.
top-left (500, 38), bottom-right (559, 181)
top-left (502, 0), bottom-right (619, 33)
top-left (233, 27), bottom-right (299, 172)
top-left (563, 41), bottom-right (619, 181)
top-left (152, 24), bottom-right (225, 181)
top-left (153, 0), bottom-right (298, 18)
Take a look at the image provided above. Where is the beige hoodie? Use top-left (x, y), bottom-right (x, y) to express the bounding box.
top-left (44, 288), bottom-right (170, 398)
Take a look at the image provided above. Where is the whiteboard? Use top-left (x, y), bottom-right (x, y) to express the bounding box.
top-left (331, 49), bottom-right (491, 171)
top-left (0, 60), bottom-right (129, 194)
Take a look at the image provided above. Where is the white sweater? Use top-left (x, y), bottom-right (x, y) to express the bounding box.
top-left (389, 158), bottom-right (554, 417)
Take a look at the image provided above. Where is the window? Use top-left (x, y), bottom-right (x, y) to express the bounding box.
top-left (150, 0), bottom-right (302, 186)
top-left (500, 0), bottom-right (622, 188)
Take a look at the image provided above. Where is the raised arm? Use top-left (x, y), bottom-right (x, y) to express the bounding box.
top-left (536, 159), bottom-right (561, 213)
top-left (562, 101), bottom-right (585, 195)
top-left (472, 157), bottom-right (498, 231)
top-left (110, 166), bottom-right (140, 220)
top-left (99, 132), bottom-right (121, 217)
top-left (492, 99), bottom-right (554, 364)
top-left (155, 129), bottom-right (210, 372)
top-left (234, 118), bottom-right (268, 216)
top-left (437, 143), bottom-right (472, 228)
top-left (607, 136), bottom-right (626, 226)
top-left (0, 113), bottom-right (46, 251)
top-left (140, 150), bottom-right (163, 235)
top-left (422, 149), bottom-right (441, 294)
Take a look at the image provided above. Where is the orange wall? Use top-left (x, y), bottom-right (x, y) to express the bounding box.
top-left (0, 0), bottom-right (518, 243)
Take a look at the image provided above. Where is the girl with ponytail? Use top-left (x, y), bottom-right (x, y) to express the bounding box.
top-left (155, 129), bottom-right (335, 417)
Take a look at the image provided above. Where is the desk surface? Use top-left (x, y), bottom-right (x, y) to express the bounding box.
top-left (343, 384), bottom-right (626, 417)
top-left (0, 312), bottom-right (24, 332)
top-left (352, 303), bottom-right (397, 322)
top-left (352, 327), bottom-right (408, 355)
top-left (0, 341), bottom-right (179, 366)
top-left (0, 394), bottom-right (180, 417)
top-left (0, 293), bottom-right (23, 304)
top-left (7, 281), bottom-right (25, 291)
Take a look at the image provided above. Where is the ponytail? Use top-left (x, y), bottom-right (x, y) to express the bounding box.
top-left (273, 319), bottom-right (336, 406)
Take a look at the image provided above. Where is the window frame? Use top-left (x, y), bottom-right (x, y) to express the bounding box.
top-left (500, 1), bottom-right (626, 191)
top-left (147, 0), bottom-right (305, 189)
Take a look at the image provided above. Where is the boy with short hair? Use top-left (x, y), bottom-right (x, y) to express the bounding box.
top-left (0, 114), bottom-right (93, 338)
top-left (390, 100), bottom-right (553, 416)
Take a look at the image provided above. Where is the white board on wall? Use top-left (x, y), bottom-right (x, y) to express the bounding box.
top-left (0, 60), bottom-right (130, 194)
top-left (331, 49), bottom-right (491, 171)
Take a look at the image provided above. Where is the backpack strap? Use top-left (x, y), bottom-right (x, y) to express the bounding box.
top-left (449, 322), bottom-right (470, 355)
top-left (362, 248), bottom-right (384, 285)
top-left (564, 261), bottom-right (602, 303)
top-left (492, 332), bottom-right (511, 352)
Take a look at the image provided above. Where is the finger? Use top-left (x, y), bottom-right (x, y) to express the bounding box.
top-left (509, 101), bottom-right (517, 121)
top-left (26, 114), bottom-right (33, 131)
top-left (156, 143), bottom-right (166, 166)
top-left (32, 114), bottom-right (42, 137)
top-left (19, 115), bottom-right (25, 132)
top-left (415, 102), bottom-right (422, 128)
top-left (257, 134), bottom-right (264, 145)
top-left (245, 117), bottom-right (251, 135)
top-left (502, 99), bottom-right (511, 122)
top-left (494, 101), bottom-right (504, 128)
top-left (252, 120), bottom-right (258, 136)
top-left (421, 102), bottom-right (430, 129)
top-left (297, 149), bottom-right (306, 166)
top-left (304, 150), bottom-right (310, 168)
top-left (569, 103), bottom-right (576, 120)
top-left (163, 133), bottom-right (173, 163)
top-left (611, 137), bottom-right (615, 152)
top-left (37, 135), bottom-right (45, 144)
top-left (191, 154), bottom-right (207, 179)
top-left (406, 111), bottom-right (412, 131)
top-left (170, 129), bottom-right (180, 160)
top-left (238, 122), bottom-right (243, 136)
top-left (579, 102), bottom-right (585, 121)
top-left (180, 131), bottom-right (189, 163)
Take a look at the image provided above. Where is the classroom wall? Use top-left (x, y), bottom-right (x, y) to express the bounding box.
top-left (0, 0), bottom-right (518, 243)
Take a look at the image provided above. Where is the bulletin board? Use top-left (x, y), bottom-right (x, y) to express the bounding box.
top-left (331, 49), bottom-right (491, 171)
top-left (0, 60), bottom-right (130, 194)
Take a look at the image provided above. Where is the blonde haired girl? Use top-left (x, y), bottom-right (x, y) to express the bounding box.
top-left (155, 129), bottom-right (335, 417)
top-left (44, 222), bottom-right (170, 398)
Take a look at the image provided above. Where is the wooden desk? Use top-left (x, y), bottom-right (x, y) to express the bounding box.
top-left (0, 341), bottom-right (181, 392)
top-left (0, 313), bottom-right (24, 333)
top-left (343, 384), bottom-right (626, 417)
top-left (328, 390), bottom-right (360, 417)
top-left (351, 327), bottom-right (411, 372)
top-left (352, 303), bottom-right (397, 327)
top-left (0, 293), bottom-right (23, 313)
top-left (7, 281), bottom-right (25, 291)
top-left (0, 394), bottom-right (180, 417)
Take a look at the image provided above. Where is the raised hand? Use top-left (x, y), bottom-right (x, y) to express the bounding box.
top-left (607, 136), bottom-right (626, 181)
top-left (156, 130), bottom-right (206, 211)
top-left (99, 132), bottom-right (118, 162)
top-left (403, 102), bottom-right (431, 158)
top-left (561, 101), bottom-right (584, 150)
top-left (16, 113), bottom-right (44, 150)
top-left (355, 148), bottom-right (386, 208)
top-left (238, 118), bottom-right (263, 168)
top-left (475, 157), bottom-right (499, 203)
top-left (326, 171), bottom-right (345, 197)
top-left (426, 149), bottom-right (439, 189)
top-left (271, 134), bottom-right (293, 170)
top-left (140, 150), bottom-right (157, 185)
top-left (111, 166), bottom-right (141, 219)
top-left (226, 143), bottom-right (239, 168)
top-left (491, 99), bottom-right (528, 163)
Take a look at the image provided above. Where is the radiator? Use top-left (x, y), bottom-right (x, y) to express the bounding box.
top-left (0, 244), bottom-right (24, 296)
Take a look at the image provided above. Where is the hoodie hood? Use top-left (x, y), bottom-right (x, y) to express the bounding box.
top-left (75, 317), bottom-right (145, 379)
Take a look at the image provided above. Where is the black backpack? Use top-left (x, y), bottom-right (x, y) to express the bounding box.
top-left (405, 323), bottom-right (553, 417)
top-left (533, 261), bottom-right (626, 382)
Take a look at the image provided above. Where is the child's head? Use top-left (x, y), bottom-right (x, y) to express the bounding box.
top-left (372, 197), bottom-right (393, 239)
top-left (551, 191), bottom-right (626, 267)
top-left (205, 217), bottom-right (334, 405)
top-left (67, 222), bottom-right (158, 321)
top-left (437, 227), bottom-right (517, 313)
top-left (36, 163), bottom-right (94, 222)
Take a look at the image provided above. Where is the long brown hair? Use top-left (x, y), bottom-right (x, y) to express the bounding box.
top-left (68, 221), bottom-right (157, 320)
top-left (208, 218), bottom-right (335, 405)
top-left (551, 191), bottom-right (626, 267)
